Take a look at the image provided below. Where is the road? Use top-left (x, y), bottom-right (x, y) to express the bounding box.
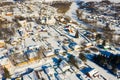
top-left (65, 2), bottom-right (95, 29)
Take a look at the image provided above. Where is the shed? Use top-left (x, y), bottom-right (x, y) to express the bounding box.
top-left (45, 67), bottom-right (54, 75)
top-left (44, 51), bottom-right (54, 57)
top-left (87, 69), bottom-right (99, 78)
top-left (69, 42), bottom-right (80, 51)
top-left (0, 40), bottom-right (5, 48)
top-left (22, 71), bottom-right (38, 80)
top-left (59, 60), bottom-right (70, 72)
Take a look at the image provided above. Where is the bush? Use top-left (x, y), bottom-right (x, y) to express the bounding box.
top-left (69, 55), bottom-right (79, 69)
top-left (3, 67), bottom-right (11, 79)
top-left (79, 53), bottom-right (87, 62)
top-left (75, 30), bottom-right (79, 38)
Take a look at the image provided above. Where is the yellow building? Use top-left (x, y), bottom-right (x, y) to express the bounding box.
top-left (18, 20), bottom-right (27, 27)
top-left (0, 40), bottom-right (5, 48)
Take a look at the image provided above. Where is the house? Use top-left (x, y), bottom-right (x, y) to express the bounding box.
top-left (24, 46), bottom-right (39, 61)
top-left (86, 69), bottom-right (99, 78)
top-left (117, 70), bottom-right (120, 79)
top-left (97, 39), bottom-right (103, 45)
top-left (26, 51), bottom-right (37, 59)
top-left (18, 19), bottom-right (27, 27)
top-left (41, 16), bottom-right (46, 24)
top-left (22, 71), bottom-right (38, 80)
top-left (0, 56), bottom-right (12, 70)
top-left (9, 51), bottom-right (29, 66)
top-left (84, 42), bottom-right (92, 48)
top-left (62, 45), bottom-right (71, 52)
top-left (17, 28), bottom-right (26, 37)
top-left (103, 39), bottom-right (110, 49)
top-left (27, 45), bottom-right (39, 51)
top-left (15, 77), bottom-right (21, 80)
top-left (34, 70), bottom-right (43, 80)
top-left (29, 12), bottom-right (39, 18)
top-left (54, 49), bottom-right (66, 55)
top-left (46, 16), bottom-right (56, 25)
top-left (27, 22), bottom-right (36, 28)
top-left (44, 50), bottom-right (55, 57)
top-left (100, 50), bottom-right (112, 58)
top-left (9, 37), bottom-right (20, 46)
top-left (6, 12), bottom-right (13, 16)
top-left (45, 66), bottom-right (54, 75)
top-left (0, 40), bottom-right (5, 48)
top-left (59, 60), bottom-right (70, 72)
top-left (0, 48), bottom-right (12, 69)
top-left (81, 11), bottom-right (91, 19)
top-left (63, 39), bottom-right (70, 44)
top-left (64, 25), bottom-right (70, 32)
top-left (74, 57), bottom-right (85, 69)
top-left (69, 42), bottom-right (80, 51)
top-left (89, 47), bottom-right (99, 55)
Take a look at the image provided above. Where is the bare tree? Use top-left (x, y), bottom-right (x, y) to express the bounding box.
top-left (79, 53), bottom-right (87, 62)
top-left (75, 30), bottom-right (79, 38)
top-left (69, 55), bottom-right (79, 69)
top-left (37, 46), bottom-right (46, 59)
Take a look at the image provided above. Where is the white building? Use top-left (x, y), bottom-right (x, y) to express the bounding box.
top-left (87, 69), bottom-right (99, 78)
top-left (18, 20), bottom-right (27, 27)
top-left (46, 16), bottom-right (56, 25)
top-left (45, 67), bottom-right (54, 75)
top-left (22, 71), bottom-right (38, 80)
top-left (70, 44), bottom-right (80, 51)
top-left (44, 51), bottom-right (55, 57)
top-left (59, 60), bottom-right (70, 72)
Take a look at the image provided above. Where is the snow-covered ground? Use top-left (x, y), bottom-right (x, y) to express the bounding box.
top-left (86, 60), bottom-right (118, 80)
top-left (65, 2), bottom-right (79, 22)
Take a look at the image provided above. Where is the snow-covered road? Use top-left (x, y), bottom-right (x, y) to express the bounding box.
top-left (65, 2), bottom-right (95, 29)
top-left (65, 2), bottom-right (79, 22)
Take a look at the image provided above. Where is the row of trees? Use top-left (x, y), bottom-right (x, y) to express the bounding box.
top-left (0, 27), bottom-right (15, 40)
top-left (79, 53), bottom-right (87, 62)
top-left (51, 2), bottom-right (72, 14)
top-left (75, 30), bottom-right (79, 38)
top-left (68, 53), bottom-right (87, 69)
top-left (69, 55), bottom-right (79, 69)
top-left (37, 46), bottom-right (46, 59)
top-left (3, 67), bottom-right (11, 79)
top-left (93, 54), bottom-right (120, 74)
top-left (9, 46), bottom-right (46, 66)
top-left (0, 66), bottom-right (11, 79)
